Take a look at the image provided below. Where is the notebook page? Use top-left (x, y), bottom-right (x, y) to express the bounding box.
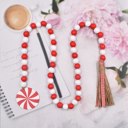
top-left (0, 25), bottom-right (70, 118)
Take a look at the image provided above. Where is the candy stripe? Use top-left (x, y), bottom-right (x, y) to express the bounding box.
top-left (29, 91), bottom-right (38, 98)
top-left (20, 89), bottom-right (27, 97)
top-left (17, 99), bottom-right (26, 106)
top-left (16, 94), bottom-right (25, 98)
top-left (28, 100), bottom-right (35, 109)
top-left (28, 87), bottom-right (32, 97)
top-left (29, 99), bottom-right (39, 103)
top-left (24, 101), bottom-right (27, 109)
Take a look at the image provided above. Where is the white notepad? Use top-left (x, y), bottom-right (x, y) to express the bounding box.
top-left (0, 25), bottom-right (70, 119)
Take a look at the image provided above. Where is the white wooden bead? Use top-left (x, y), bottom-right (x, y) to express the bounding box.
top-left (26, 26), bottom-right (32, 32)
top-left (50, 34), bottom-right (55, 39)
top-left (21, 48), bottom-right (28, 53)
top-left (75, 69), bottom-right (81, 74)
top-left (73, 58), bottom-right (79, 63)
top-left (49, 89), bottom-right (55, 94)
top-left (74, 25), bottom-right (80, 30)
top-left (51, 57), bottom-right (56, 62)
top-left (22, 71), bottom-right (28, 76)
top-left (20, 82), bottom-right (27, 88)
top-left (48, 67), bottom-right (55, 73)
top-left (76, 91), bottom-right (82, 96)
top-left (23, 37), bottom-right (29, 42)
top-left (63, 104), bottom-right (68, 109)
top-left (94, 27), bottom-right (100, 33)
top-left (85, 20), bottom-right (91, 26)
top-left (100, 50), bottom-right (106, 55)
top-left (72, 100), bottom-right (78, 105)
top-left (70, 35), bottom-right (76, 41)
top-left (48, 78), bottom-right (54, 83)
top-left (53, 98), bottom-right (59, 104)
top-left (46, 23), bottom-right (52, 29)
top-left (75, 80), bottom-right (81, 85)
top-left (22, 60), bottom-right (28, 64)
top-left (98, 38), bottom-right (105, 43)
top-left (71, 47), bottom-right (77, 53)
top-left (36, 22), bottom-right (41, 27)
top-left (51, 45), bottom-right (57, 50)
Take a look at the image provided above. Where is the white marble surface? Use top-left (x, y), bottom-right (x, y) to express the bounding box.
top-left (0, 0), bottom-right (128, 128)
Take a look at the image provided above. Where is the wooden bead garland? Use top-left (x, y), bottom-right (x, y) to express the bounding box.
top-left (17, 19), bottom-right (114, 110)
top-left (48, 20), bottom-right (114, 109)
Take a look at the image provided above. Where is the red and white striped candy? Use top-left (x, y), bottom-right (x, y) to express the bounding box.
top-left (16, 87), bottom-right (39, 110)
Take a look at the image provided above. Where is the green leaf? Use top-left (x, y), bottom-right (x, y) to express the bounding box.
top-left (55, 0), bottom-right (60, 3)
top-left (52, 0), bottom-right (59, 14)
top-left (55, 0), bottom-right (64, 3)
top-left (119, 61), bottom-right (128, 79)
top-left (106, 67), bottom-right (118, 72)
top-left (122, 9), bottom-right (128, 14)
top-left (41, 11), bottom-right (49, 15)
top-left (115, 76), bottom-right (126, 88)
top-left (58, 0), bottom-right (64, 3)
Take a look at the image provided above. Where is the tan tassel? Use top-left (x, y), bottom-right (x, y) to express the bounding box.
top-left (96, 60), bottom-right (114, 107)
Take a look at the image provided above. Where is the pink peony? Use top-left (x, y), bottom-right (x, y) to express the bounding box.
top-left (45, 13), bottom-right (61, 29)
top-left (44, 0), bottom-right (128, 61)
top-left (104, 22), bottom-right (128, 62)
top-left (60, 0), bottom-right (127, 62)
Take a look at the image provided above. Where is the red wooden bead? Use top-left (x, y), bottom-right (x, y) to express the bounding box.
top-left (68, 103), bottom-right (74, 109)
top-left (71, 29), bottom-right (77, 35)
top-left (41, 21), bottom-right (47, 26)
top-left (51, 94), bottom-right (57, 99)
top-left (100, 55), bottom-right (106, 61)
top-left (99, 43), bottom-right (105, 49)
top-left (51, 40), bottom-right (57, 45)
top-left (57, 102), bottom-right (63, 108)
top-left (74, 63), bottom-right (80, 69)
top-left (72, 53), bottom-right (78, 58)
top-left (21, 76), bottom-right (27, 82)
top-left (30, 23), bottom-right (36, 29)
top-left (48, 29), bottom-right (54, 34)
top-left (75, 85), bottom-right (81, 90)
top-left (70, 41), bottom-right (76, 47)
top-left (75, 96), bottom-right (81, 101)
top-left (75, 74), bottom-right (81, 80)
top-left (23, 31), bottom-right (30, 37)
top-left (90, 23), bottom-right (96, 29)
top-left (48, 73), bottom-right (54, 78)
top-left (50, 62), bottom-right (56, 68)
top-left (22, 65), bottom-right (28, 70)
top-left (22, 43), bottom-right (28, 48)
top-left (97, 32), bottom-right (104, 38)
top-left (51, 51), bottom-right (57, 56)
top-left (48, 84), bottom-right (54, 89)
top-left (79, 22), bottom-right (85, 28)
top-left (21, 54), bottom-right (28, 59)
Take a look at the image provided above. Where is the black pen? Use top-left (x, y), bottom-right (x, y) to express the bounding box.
top-left (36, 29), bottom-right (62, 98)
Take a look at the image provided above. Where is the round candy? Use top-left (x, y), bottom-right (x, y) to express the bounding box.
top-left (16, 87), bottom-right (39, 110)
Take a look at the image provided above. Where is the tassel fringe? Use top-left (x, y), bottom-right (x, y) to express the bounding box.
top-left (96, 60), bottom-right (114, 107)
